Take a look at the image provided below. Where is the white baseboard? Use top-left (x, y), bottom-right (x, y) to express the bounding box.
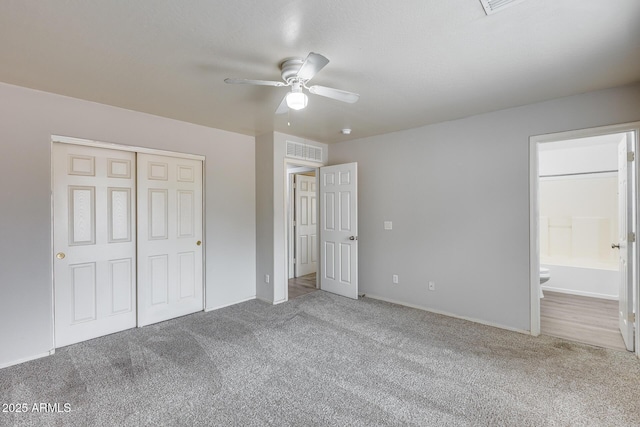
top-left (205, 296), bottom-right (256, 312)
top-left (542, 286), bottom-right (618, 300)
top-left (364, 293), bottom-right (530, 335)
top-left (0, 349), bottom-right (55, 370)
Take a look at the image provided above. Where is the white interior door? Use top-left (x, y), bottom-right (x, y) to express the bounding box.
top-left (53, 143), bottom-right (137, 347)
top-left (137, 154), bottom-right (203, 326)
top-left (320, 163), bottom-right (358, 299)
top-left (618, 135), bottom-right (635, 351)
top-left (295, 174), bottom-right (318, 277)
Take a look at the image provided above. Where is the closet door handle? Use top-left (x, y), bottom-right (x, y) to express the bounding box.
top-left (612, 243), bottom-right (620, 249)
top-left (196, 241), bottom-right (202, 246)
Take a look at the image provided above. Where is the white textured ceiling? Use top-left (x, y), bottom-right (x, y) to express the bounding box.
top-left (1, 1), bottom-right (639, 143)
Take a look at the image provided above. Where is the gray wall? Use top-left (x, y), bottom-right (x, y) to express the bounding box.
top-left (0, 82), bottom-right (256, 367)
top-left (329, 83), bottom-right (640, 331)
top-left (255, 132), bottom-right (275, 302)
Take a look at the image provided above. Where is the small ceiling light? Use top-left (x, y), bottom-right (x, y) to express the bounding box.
top-left (341, 128), bottom-right (352, 135)
top-left (286, 92), bottom-right (308, 110)
top-left (286, 81), bottom-right (308, 110)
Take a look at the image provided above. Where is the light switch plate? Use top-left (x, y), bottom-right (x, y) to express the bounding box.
top-left (384, 221), bottom-right (393, 230)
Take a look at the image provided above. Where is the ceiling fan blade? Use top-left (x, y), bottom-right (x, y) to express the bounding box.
top-left (275, 94), bottom-right (289, 115)
top-left (224, 78), bottom-right (286, 87)
top-left (295, 52), bottom-right (329, 82)
top-left (308, 85), bottom-right (360, 103)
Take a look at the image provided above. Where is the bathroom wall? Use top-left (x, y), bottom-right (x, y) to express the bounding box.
top-left (539, 134), bottom-right (622, 299)
top-left (539, 175), bottom-right (618, 266)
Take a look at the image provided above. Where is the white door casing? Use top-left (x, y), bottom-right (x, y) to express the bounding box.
top-left (320, 163), bottom-right (358, 299)
top-left (295, 174), bottom-right (318, 277)
top-left (53, 143), bottom-right (137, 347)
top-left (137, 154), bottom-right (204, 326)
top-left (618, 135), bottom-right (635, 351)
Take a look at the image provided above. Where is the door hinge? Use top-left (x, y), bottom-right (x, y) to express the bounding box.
top-left (629, 313), bottom-right (636, 323)
top-left (629, 232), bottom-right (636, 243)
top-left (628, 152), bottom-right (635, 162)
top-left (293, 220), bottom-right (296, 226)
top-left (293, 258), bottom-right (296, 264)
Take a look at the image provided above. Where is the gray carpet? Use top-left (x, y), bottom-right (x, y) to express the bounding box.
top-left (1, 291), bottom-right (639, 426)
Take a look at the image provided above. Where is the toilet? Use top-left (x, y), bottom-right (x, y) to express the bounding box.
top-left (540, 267), bottom-right (550, 284)
top-left (539, 267), bottom-right (550, 298)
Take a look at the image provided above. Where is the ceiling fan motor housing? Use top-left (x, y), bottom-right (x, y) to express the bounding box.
top-left (280, 58), bottom-right (305, 83)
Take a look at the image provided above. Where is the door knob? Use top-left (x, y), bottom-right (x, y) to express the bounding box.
top-left (196, 240), bottom-right (202, 246)
top-left (56, 252), bottom-right (66, 259)
top-left (612, 243), bottom-right (620, 249)
top-left (349, 236), bottom-right (358, 241)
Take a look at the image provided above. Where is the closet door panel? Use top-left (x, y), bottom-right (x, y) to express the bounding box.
top-left (137, 154), bottom-right (203, 326)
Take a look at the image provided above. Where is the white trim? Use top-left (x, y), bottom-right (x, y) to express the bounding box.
top-left (541, 286), bottom-right (618, 301)
top-left (365, 294), bottom-right (530, 335)
top-left (280, 158), bottom-right (323, 304)
top-left (201, 159), bottom-right (207, 312)
top-left (205, 296), bottom-right (256, 312)
top-left (529, 121), bottom-right (640, 357)
top-left (0, 350), bottom-right (55, 370)
top-left (539, 171), bottom-right (618, 181)
top-left (529, 138), bottom-right (540, 336)
top-left (532, 123), bottom-right (640, 144)
top-left (52, 135), bottom-right (205, 161)
top-left (288, 173), bottom-right (295, 279)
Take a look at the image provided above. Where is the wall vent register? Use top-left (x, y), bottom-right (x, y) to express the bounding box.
top-left (479, 0), bottom-right (526, 15)
top-left (286, 140), bottom-right (323, 163)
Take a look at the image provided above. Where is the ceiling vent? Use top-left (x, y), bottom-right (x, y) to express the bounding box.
top-left (479, 0), bottom-right (526, 15)
top-left (286, 141), bottom-right (323, 163)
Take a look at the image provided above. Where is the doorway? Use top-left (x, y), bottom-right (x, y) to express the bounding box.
top-left (287, 165), bottom-right (319, 300)
top-left (529, 123), bottom-right (640, 355)
top-left (281, 159), bottom-right (359, 303)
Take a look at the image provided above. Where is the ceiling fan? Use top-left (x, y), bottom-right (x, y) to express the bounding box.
top-left (224, 52), bottom-right (359, 114)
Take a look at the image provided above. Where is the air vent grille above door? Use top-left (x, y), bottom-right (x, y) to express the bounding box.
top-left (286, 141), bottom-right (323, 163)
top-left (479, 0), bottom-right (526, 15)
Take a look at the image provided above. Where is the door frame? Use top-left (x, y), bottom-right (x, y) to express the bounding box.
top-left (281, 159), bottom-right (321, 302)
top-left (529, 122), bottom-right (640, 357)
top-left (50, 135), bottom-right (206, 342)
top-left (292, 171), bottom-right (319, 278)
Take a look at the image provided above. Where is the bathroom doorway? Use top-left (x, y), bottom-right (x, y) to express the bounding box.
top-left (529, 122), bottom-right (640, 354)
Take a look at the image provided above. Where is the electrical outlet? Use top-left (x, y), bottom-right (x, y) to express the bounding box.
top-left (264, 274), bottom-right (270, 284)
top-left (392, 274), bottom-right (399, 284)
top-left (428, 281), bottom-right (435, 291)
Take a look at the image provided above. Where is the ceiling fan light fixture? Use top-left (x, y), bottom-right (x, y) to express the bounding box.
top-left (286, 91), bottom-right (308, 110)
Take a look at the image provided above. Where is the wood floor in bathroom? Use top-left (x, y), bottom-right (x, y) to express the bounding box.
top-left (541, 291), bottom-right (626, 351)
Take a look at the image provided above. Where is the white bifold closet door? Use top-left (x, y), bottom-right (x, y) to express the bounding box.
top-left (53, 143), bottom-right (137, 347)
top-left (137, 154), bottom-right (204, 326)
